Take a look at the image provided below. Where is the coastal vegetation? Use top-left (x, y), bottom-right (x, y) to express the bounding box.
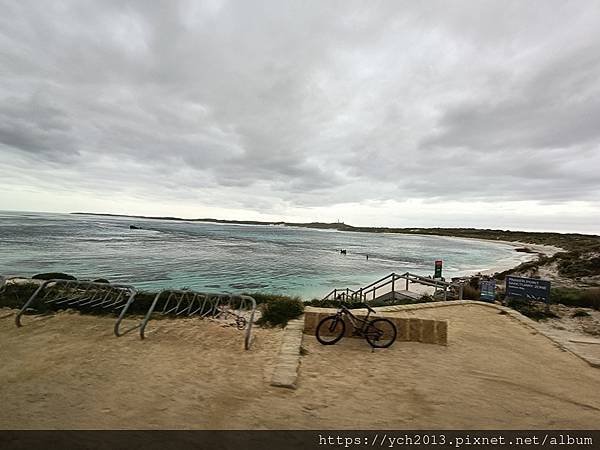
top-left (549, 287), bottom-right (600, 310)
top-left (251, 293), bottom-right (304, 327)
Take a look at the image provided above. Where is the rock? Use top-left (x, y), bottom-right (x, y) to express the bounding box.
top-left (93, 278), bottom-right (110, 284)
top-left (32, 273), bottom-right (77, 281)
top-left (515, 247), bottom-right (535, 253)
top-left (129, 225), bottom-right (142, 230)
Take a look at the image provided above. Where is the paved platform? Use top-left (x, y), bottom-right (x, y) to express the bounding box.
top-left (270, 318), bottom-right (305, 389)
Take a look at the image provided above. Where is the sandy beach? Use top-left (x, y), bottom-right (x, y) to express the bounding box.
top-left (466, 239), bottom-right (562, 276)
top-left (1, 303), bottom-right (599, 429)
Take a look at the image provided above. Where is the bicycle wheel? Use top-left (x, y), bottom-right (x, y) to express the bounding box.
top-left (316, 316), bottom-right (346, 345)
top-left (365, 318), bottom-right (397, 348)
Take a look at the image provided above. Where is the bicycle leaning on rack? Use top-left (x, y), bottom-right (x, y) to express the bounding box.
top-left (315, 302), bottom-right (397, 348)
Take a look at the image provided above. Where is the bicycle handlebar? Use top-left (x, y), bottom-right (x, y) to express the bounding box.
top-left (339, 302), bottom-right (376, 314)
top-left (363, 303), bottom-right (376, 313)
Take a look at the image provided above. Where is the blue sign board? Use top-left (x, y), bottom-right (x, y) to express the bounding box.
top-left (480, 280), bottom-right (496, 302)
top-left (506, 276), bottom-right (551, 302)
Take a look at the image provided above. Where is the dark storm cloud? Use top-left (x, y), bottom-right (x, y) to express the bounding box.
top-left (1, 0), bottom-right (600, 212)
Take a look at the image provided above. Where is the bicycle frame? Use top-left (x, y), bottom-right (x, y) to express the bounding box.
top-left (337, 304), bottom-right (372, 335)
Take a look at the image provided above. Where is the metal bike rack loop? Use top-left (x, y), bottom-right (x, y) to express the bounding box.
top-left (117, 289), bottom-right (257, 350)
top-left (15, 279), bottom-right (138, 333)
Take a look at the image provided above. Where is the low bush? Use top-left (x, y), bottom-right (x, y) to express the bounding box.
top-left (255, 295), bottom-right (304, 327)
top-left (550, 288), bottom-right (600, 310)
top-left (244, 292), bottom-right (288, 305)
top-left (306, 295), bottom-right (430, 309)
top-left (506, 298), bottom-right (559, 321)
top-left (580, 288), bottom-right (600, 310)
top-left (0, 282), bottom-right (40, 310)
top-left (305, 298), bottom-right (340, 308)
top-left (462, 284), bottom-right (480, 300)
top-left (558, 255), bottom-right (600, 278)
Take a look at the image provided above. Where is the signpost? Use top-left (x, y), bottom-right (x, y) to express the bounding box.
top-left (434, 260), bottom-right (443, 279)
top-left (480, 279), bottom-right (496, 302)
top-left (505, 276), bottom-right (551, 302)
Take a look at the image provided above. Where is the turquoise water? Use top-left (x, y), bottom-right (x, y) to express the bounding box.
top-left (0, 211), bottom-right (527, 299)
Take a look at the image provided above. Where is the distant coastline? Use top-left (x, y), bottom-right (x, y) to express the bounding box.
top-left (70, 211), bottom-right (598, 245)
top-left (71, 211), bottom-right (600, 288)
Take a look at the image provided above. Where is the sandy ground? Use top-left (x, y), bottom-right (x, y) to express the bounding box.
top-left (1, 304), bottom-right (600, 429)
top-left (0, 311), bottom-right (283, 429)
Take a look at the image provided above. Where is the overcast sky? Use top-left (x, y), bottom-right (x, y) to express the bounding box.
top-left (1, 1), bottom-right (599, 233)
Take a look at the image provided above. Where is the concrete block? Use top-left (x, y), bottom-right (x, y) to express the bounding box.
top-left (304, 307), bottom-right (448, 346)
top-left (395, 317), bottom-right (410, 341)
top-left (409, 318), bottom-right (422, 342)
top-left (315, 313), bottom-right (327, 331)
top-left (436, 320), bottom-right (448, 345)
top-left (271, 318), bottom-right (304, 389)
top-left (421, 319), bottom-right (436, 344)
top-left (303, 312), bottom-right (318, 334)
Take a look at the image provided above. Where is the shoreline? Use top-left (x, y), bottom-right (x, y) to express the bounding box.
top-left (466, 239), bottom-right (563, 277)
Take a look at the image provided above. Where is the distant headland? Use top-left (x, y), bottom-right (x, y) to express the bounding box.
top-left (71, 211), bottom-right (598, 246)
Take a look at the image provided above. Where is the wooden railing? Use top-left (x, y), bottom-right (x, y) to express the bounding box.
top-left (322, 272), bottom-right (458, 303)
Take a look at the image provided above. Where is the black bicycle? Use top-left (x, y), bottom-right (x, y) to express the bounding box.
top-left (315, 302), bottom-right (397, 348)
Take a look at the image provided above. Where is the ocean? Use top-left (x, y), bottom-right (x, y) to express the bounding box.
top-left (0, 211), bottom-right (530, 299)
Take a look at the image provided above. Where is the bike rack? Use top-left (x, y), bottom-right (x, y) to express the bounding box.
top-left (15, 279), bottom-right (138, 334)
top-left (118, 289), bottom-right (257, 350)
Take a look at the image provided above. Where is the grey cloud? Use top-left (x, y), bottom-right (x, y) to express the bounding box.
top-left (0, 0), bottom-right (599, 216)
top-left (422, 46), bottom-right (600, 151)
top-left (0, 95), bottom-right (79, 161)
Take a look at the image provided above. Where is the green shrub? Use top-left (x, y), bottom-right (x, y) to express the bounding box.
top-left (580, 288), bottom-right (600, 310)
top-left (551, 288), bottom-right (600, 310)
top-left (305, 298), bottom-right (339, 308)
top-left (462, 284), bottom-right (480, 300)
top-left (0, 282), bottom-right (40, 309)
top-left (243, 292), bottom-right (285, 305)
top-left (506, 298), bottom-right (559, 321)
top-left (256, 295), bottom-right (304, 327)
top-left (558, 255), bottom-right (600, 278)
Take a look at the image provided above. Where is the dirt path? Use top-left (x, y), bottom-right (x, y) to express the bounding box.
top-left (1, 304), bottom-right (599, 429)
